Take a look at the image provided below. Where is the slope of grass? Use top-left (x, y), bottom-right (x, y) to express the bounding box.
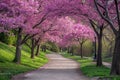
top-left (0, 42), bottom-right (48, 80)
top-left (62, 52), bottom-right (120, 80)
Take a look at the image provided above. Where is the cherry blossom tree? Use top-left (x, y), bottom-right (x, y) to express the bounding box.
top-left (24, 16), bottom-right (74, 58)
top-left (0, 0), bottom-right (47, 63)
top-left (44, 17), bottom-right (74, 45)
top-left (26, 19), bottom-right (57, 58)
top-left (93, 0), bottom-right (120, 75)
top-left (62, 24), bottom-right (95, 58)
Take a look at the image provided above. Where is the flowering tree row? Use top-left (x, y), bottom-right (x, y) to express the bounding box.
top-left (0, 0), bottom-right (119, 75)
top-left (44, 0), bottom-right (120, 75)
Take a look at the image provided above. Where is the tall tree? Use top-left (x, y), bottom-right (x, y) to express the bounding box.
top-left (62, 24), bottom-right (95, 58)
top-left (94, 0), bottom-right (120, 75)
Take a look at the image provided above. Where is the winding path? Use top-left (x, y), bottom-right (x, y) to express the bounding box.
top-left (12, 53), bottom-right (91, 80)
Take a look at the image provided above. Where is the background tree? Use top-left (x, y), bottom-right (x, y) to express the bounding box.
top-left (62, 24), bottom-right (94, 58)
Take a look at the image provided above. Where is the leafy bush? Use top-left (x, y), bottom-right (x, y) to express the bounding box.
top-left (50, 43), bottom-right (59, 52)
top-left (0, 32), bottom-right (16, 45)
top-left (41, 41), bottom-right (60, 52)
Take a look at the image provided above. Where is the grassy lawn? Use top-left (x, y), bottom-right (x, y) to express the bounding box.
top-left (62, 52), bottom-right (120, 80)
top-left (103, 57), bottom-right (112, 63)
top-left (0, 42), bottom-right (48, 80)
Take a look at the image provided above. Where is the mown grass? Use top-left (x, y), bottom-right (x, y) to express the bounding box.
top-left (0, 42), bottom-right (48, 80)
top-left (62, 52), bottom-right (120, 80)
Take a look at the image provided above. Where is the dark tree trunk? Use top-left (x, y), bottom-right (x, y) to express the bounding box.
top-left (44, 45), bottom-right (46, 52)
top-left (80, 43), bottom-right (83, 58)
top-left (67, 47), bottom-right (70, 53)
top-left (89, 20), bottom-right (103, 66)
top-left (71, 47), bottom-right (74, 56)
top-left (60, 47), bottom-right (62, 52)
top-left (35, 45), bottom-right (40, 56)
top-left (108, 46), bottom-right (113, 57)
top-left (13, 28), bottom-right (22, 64)
top-left (97, 36), bottom-right (102, 66)
top-left (96, 27), bottom-right (103, 67)
top-left (93, 37), bottom-right (97, 61)
top-left (42, 45), bottom-right (46, 52)
top-left (31, 39), bottom-right (35, 59)
top-left (41, 47), bottom-right (44, 51)
top-left (93, 0), bottom-right (120, 75)
top-left (110, 33), bottom-right (120, 75)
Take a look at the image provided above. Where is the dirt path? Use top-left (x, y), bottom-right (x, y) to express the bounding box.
top-left (103, 62), bottom-right (111, 68)
top-left (12, 53), bottom-right (91, 80)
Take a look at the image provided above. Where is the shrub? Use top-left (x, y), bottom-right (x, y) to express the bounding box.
top-left (0, 32), bottom-right (16, 45)
top-left (41, 41), bottom-right (60, 52)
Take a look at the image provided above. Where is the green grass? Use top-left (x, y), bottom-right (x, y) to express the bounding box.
top-left (62, 52), bottom-right (120, 80)
top-left (103, 57), bottom-right (112, 63)
top-left (0, 42), bottom-right (48, 80)
top-left (45, 50), bottom-right (52, 54)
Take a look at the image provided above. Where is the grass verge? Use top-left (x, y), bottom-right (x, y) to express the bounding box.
top-left (62, 52), bottom-right (120, 80)
top-left (0, 42), bottom-right (48, 80)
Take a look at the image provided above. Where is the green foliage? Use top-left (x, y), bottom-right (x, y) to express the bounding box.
top-left (41, 41), bottom-right (60, 52)
top-left (0, 42), bottom-right (48, 80)
top-left (0, 32), bottom-right (16, 45)
top-left (67, 41), bottom-right (93, 56)
top-left (50, 43), bottom-right (59, 52)
top-left (62, 52), bottom-right (120, 80)
top-left (80, 63), bottom-right (110, 77)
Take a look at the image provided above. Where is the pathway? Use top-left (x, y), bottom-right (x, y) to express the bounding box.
top-left (12, 53), bottom-right (91, 80)
top-left (103, 62), bottom-right (111, 68)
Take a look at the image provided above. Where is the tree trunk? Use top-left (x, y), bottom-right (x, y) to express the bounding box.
top-left (110, 34), bottom-right (120, 75)
top-left (35, 45), bottom-right (40, 56)
top-left (67, 47), bottom-right (70, 53)
top-left (71, 47), bottom-right (74, 56)
top-left (94, 41), bottom-right (97, 60)
top-left (60, 47), bottom-right (62, 52)
top-left (96, 27), bottom-right (103, 67)
top-left (31, 39), bottom-right (35, 59)
top-left (42, 45), bottom-right (46, 52)
top-left (13, 28), bottom-right (22, 64)
top-left (80, 43), bottom-right (83, 58)
top-left (93, 37), bottom-right (97, 61)
top-left (44, 45), bottom-right (46, 52)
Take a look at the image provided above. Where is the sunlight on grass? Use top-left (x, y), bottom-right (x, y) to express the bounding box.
top-left (0, 42), bottom-right (48, 80)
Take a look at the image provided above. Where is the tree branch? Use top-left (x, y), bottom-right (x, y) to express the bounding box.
top-left (89, 19), bottom-right (99, 36)
top-left (94, 0), bottom-right (117, 35)
top-left (114, 0), bottom-right (120, 29)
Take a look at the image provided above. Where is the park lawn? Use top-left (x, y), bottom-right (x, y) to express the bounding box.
top-left (62, 52), bottom-right (120, 80)
top-left (0, 42), bottom-right (48, 80)
top-left (103, 57), bottom-right (112, 63)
